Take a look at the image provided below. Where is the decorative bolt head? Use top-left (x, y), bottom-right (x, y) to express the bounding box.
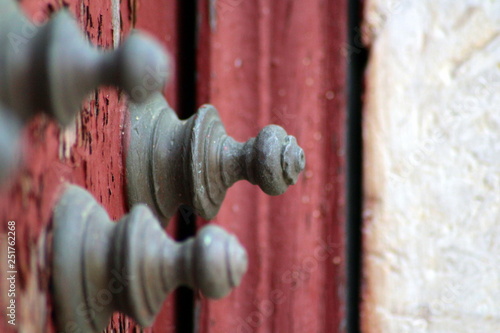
top-left (53, 185), bottom-right (249, 332)
top-left (0, 6), bottom-right (170, 126)
top-left (127, 99), bottom-right (306, 223)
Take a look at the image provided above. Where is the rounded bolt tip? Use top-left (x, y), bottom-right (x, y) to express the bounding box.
top-left (250, 125), bottom-right (305, 195)
top-left (227, 235), bottom-right (248, 288)
top-left (118, 33), bottom-right (172, 102)
top-left (194, 225), bottom-right (248, 299)
top-left (282, 135), bottom-right (306, 185)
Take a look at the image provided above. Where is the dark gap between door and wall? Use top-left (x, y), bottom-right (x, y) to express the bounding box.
top-left (346, 0), bottom-right (367, 332)
top-left (175, 0), bottom-right (198, 331)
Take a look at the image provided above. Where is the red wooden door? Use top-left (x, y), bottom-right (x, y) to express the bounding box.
top-left (0, 0), bottom-right (348, 332)
top-left (196, 1), bottom-right (348, 332)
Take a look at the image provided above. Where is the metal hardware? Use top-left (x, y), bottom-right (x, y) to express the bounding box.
top-left (126, 92), bottom-right (306, 224)
top-left (0, 0), bottom-right (169, 125)
top-left (0, 104), bottom-right (21, 184)
top-left (53, 184), bottom-right (247, 332)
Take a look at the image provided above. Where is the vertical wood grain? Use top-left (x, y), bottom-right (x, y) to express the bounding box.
top-left (196, 0), bottom-right (348, 332)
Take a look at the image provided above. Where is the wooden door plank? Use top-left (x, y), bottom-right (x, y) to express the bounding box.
top-left (0, 1), bottom-right (179, 331)
top-left (196, 1), bottom-right (348, 331)
top-left (113, 2), bottom-right (180, 332)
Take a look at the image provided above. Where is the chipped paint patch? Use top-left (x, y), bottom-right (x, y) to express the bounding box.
top-left (58, 121), bottom-right (76, 161)
top-left (111, 0), bottom-right (120, 47)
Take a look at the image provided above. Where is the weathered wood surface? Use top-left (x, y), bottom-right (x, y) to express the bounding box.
top-left (362, 1), bottom-right (500, 332)
top-left (196, 0), bottom-right (348, 332)
top-left (0, 1), bottom-right (178, 331)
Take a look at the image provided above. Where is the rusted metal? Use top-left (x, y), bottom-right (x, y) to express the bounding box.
top-left (126, 92), bottom-right (306, 225)
top-left (52, 184), bottom-right (247, 332)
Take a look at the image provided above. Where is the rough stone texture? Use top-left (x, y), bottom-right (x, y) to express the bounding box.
top-left (362, 1), bottom-right (500, 332)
